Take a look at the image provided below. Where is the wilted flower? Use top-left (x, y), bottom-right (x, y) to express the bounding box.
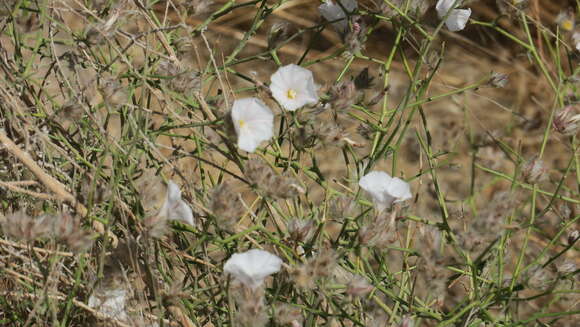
top-left (224, 249), bottom-right (283, 290)
top-left (553, 106), bottom-right (580, 136)
top-left (488, 72), bottom-right (509, 88)
top-left (436, 0), bottom-right (471, 32)
top-left (270, 64), bottom-right (318, 111)
top-left (318, 0), bottom-right (358, 37)
top-left (88, 287), bottom-right (129, 322)
top-left (573, 29), bottom-right (580, 51)
top-left (359, 171), bottom-right (412, 211)
top-left (159, 181), bottom-right (195, 226)
top-left (556, 10), bottom-right (575, 32)
top-left (231, 98), bottom-right (274, 152)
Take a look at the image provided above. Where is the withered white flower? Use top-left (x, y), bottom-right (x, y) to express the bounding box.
top-left (88, 288), bottom-right (129, 321)
top-left (359, 171), bottom-right (412, 211)
top-left (159, 181), bottom-right (195, 226)
top-left (270, 64), bottom-right (318, 111)
top-left (573, 30), bottom-right (580, 51)
top-left (223, 249), bottom-right (283, 290)
top-left (231, 97), bottom-right (274, 152)
top-left (436, 0), bottom-right (471, 32)
top-left (318, 0), bottom-right (358, 36)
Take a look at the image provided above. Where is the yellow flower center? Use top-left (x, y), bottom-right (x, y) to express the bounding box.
top-left (238, 119), bottom-right (246, 128)
top-left (286, 88), bottom-right (297, 100)
top-left (562, 20), bottom-right (574, 31)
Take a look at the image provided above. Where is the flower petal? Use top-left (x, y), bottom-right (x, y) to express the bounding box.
top-left (231, 98), bottom-right (274, 152)
top-left (224, 249), bottom-right (283, 289)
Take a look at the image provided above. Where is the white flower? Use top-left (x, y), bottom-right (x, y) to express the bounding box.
top-left (436, 0), bottom-right (471, 32)
top-left (231, 97), bottom-right (274, 152)
top-left (88, 288), bottom-right (129, 321)
top-left (359, 171), bottom-right (412, 211)
top-left (270, 64), bottom-right (318, 111)
top-left (318, 0), bottom-right (358, 35)
top-left (223, 249), bottom-right (283, 290)
top-left (159, 181), bottom-right (195, 226)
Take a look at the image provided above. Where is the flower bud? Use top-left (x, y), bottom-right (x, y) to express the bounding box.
top-left (568, 230), bottom-right (579, 246)
top-left (268, 22), bottom-right (290, 50)
top-left (488, 72), bottom-right (509, 88)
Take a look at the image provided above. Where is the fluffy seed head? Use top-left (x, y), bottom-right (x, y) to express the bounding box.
top-left (553, 105), bottom-right (580, 136)
top-left (210, 182), bottom-right (244, 232)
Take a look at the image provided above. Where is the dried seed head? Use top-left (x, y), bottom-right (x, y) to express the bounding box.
top-left (488, 72), bottom-right (509, 88)
top-left (268, 22), bottom-right (291, 50)
top-left (1, 211), bottom-right (50, 242)
top-left (274, 303), bottom-right (303, 327)
top-left (329, 195), bottom-right (356, 221)
top-left (156, 60), bottom-right (202, 93)
top-left (346, 275), bottom-right (373, 297)
top-left (568, 229), bottom-right (579, 246)
top-left (244, 159), bottom-right (302, 199)
top-left (358, 212), bottom-right (397, 247)
top-left (98, 78), bottom-right (127, 108)
top-left (49, 212), bottom-right (93, 253)
top-left (344, 15), bottom-right (367, 55)
top-left (557, 261), bottom-right (577, 275)
top-left (231, 285), bottom-right (268, 327)
top-left (210, 182), bottom-right (244, 232)
top-left (328, 80), bottom-right (359, 112)
top-left (136, 173), bottom-right (166, 216)
top-left (496, 0), bottom-right (528, 16)
top-left (525, 264), bottom-right (556, 291)
top-left (143, 214), bottom-right (169, 239)
top-left (521, 155), bottom-right (547, 184)
top-left (378, 0), bottom-right (429, 19)
top-left (553, 105), bottom-right (580, 136)
top-left (286, 219), bottom-right (315, 243)
top-left (177, 0), bottom-right (213, 16)
top-left (291, 249), bottom-right (338, 289)
top-left (83, 10), bottom-right (119, 46)
top-left (57, 101), bottom-right (85, 127)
